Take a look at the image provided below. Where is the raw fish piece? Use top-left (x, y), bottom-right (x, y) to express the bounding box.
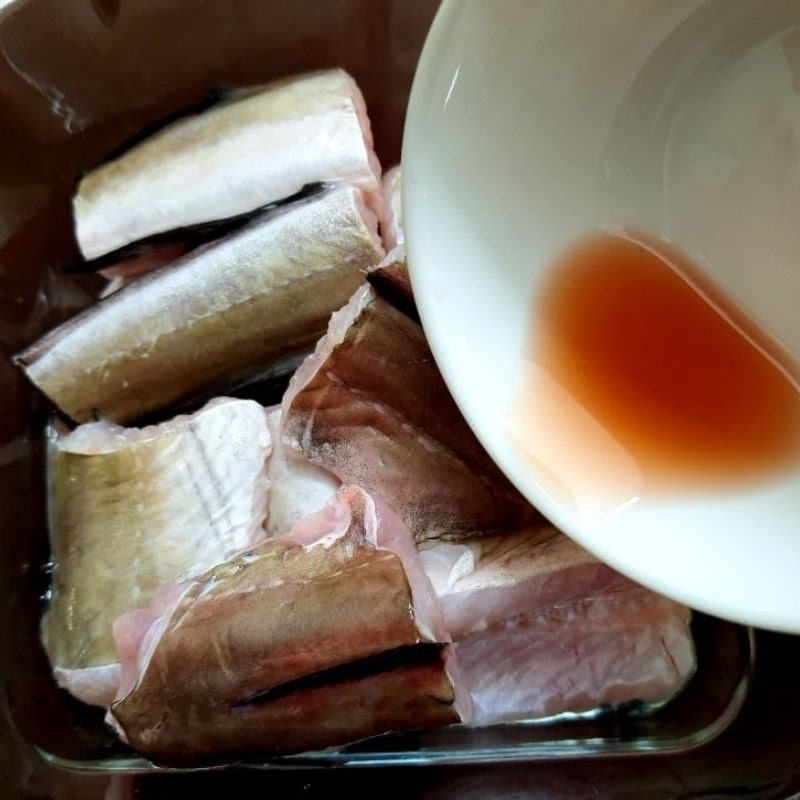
top-left (420, 525), bottom-right (628, 636)
top-left (110, 486), bottom-right (466, 766)
top-left (282, 285), bottom-right (536, 542)
top-left (18, 185), bottom-right (384, 424)
top-left (43, 398), bottom-right (270, 706)
top-left (379, 165), bottom-right (403, 250)
top-left (458, 586), bottom-right (695, 725)
top-left (75, 69), bottom-right (381, 259)
top-left (264, 406), bottom-right (339, 537)
top-left (367, 245), bottom-right (417, 320)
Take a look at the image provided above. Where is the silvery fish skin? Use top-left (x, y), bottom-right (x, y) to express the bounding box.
top-left (17, 185), bottom-right (384, 424)
top-left (74, 69), bottom-right (381, 259)
top-left (110, 486), bottom-right (465, 766)
top-left (43, 397), bottom-right (271, 707)
top-left (282, 285), bottom-right (537, 542)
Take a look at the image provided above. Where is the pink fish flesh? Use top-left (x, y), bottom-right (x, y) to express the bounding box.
top-left (458, 586), bottom-right (695, 725)
top-left (421, 525), bottom-right (695, 724)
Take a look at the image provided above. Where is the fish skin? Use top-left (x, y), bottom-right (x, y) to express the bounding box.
top-left (17, 185), bottom-right (384, 424)
top-left (457, 586), bottom-right (696, 725)
top-left (123, 646), bottom-right (457, 768)
top-left (282, 284), bottom-right (537, 542)
top-left (42, 397), bottom-right (270, 706)
top-left (110, 486), bottom-right (462, 766)
top-left (74, 69), bottom-right (381, 259)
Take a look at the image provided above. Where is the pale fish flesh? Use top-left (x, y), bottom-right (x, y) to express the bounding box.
top-left (281, 284), bottom-right (536, 542)
top-left (264, 406), bottom-right (339, 537)
top-left (379, 165), bottom-right (403, 251)
top-left (420, 526), bottom-right (695, 724)
top-left (43, 397), bottom-right (271, 706)
top-left (110, 486), bottom-right (467, 766)
top-left (18, 185), bottom-right (384, 424)
top-left (74, 69), bottom-right (381, 259)
top-left (419, 524), bottom-right (629, 637)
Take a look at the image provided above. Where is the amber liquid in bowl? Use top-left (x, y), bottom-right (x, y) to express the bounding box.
top-left (514, 231), bottom-right (800, 499)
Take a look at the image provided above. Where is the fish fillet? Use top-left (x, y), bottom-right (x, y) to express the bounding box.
top-left (379, 165), bottom-right (403, 251)
top-left (458, 586), bottom-right (695, 725)
top-left (75, 69), bottom-right (381, 259)
top-left (282, 284), bottom-right (536, 542)
top-left (421, 526), bottom-right (695, 724)
top-left (110, 486), bottom-right (466, 766)
top-left (18, 185), bottom-right (384, 424)
top-left (43, 397), bottom-right (270, 706)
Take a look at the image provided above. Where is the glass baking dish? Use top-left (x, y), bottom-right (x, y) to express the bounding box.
top-left (0, 0), bottom-right (754, 774)
top-left (17, 613), bottom-right (753, 772)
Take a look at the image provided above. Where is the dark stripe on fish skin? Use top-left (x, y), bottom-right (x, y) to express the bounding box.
top-left (233, 643), bottom-right (445, 708)
top-left (63, 183), bottom-right (330, 275)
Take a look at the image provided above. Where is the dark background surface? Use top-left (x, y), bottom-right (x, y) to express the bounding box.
top-left (1, 1), bottom-right (799, 797)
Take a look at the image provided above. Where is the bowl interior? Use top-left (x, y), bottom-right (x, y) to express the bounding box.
top-left (404, 0), bottom-right (800, 632)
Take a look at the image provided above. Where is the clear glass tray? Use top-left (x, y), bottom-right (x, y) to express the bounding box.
top-left (14, 614), bottom-right (753, 772)
top-left (0, 0), bottom-right (754, 775)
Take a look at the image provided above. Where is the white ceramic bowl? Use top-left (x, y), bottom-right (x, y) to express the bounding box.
top-left (404, 0), bottom-right (800, 632)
